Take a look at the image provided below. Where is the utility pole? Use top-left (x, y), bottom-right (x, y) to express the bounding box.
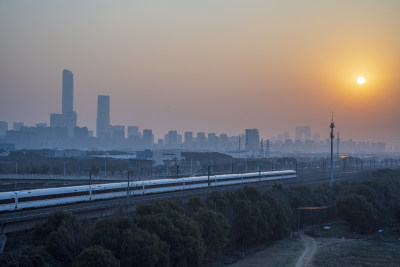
top-left (104, 157), bottom-right (107, 176)
top-left (238, 135), bottom-right (241, 158)
top-left (260, 139), bottom-right (264, 158)
top-left (330, 114), bottom-right (335, 188)
top-left (208, 165), bottom-right (211, 187)
top-left (127, 171), bottom-right (130, 200)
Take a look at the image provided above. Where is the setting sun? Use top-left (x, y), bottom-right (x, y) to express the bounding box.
top-left (357, 76), bottom-right (366, 85)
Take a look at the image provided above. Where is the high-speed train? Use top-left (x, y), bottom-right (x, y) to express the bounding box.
top-left (0, 170), bottom-right (296, 212)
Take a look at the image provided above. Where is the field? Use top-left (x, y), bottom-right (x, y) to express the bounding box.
top-left (227, 238), bottom-right (303, 267)
top-left (313, 238), bottom-right (400, 266)
top-left (226, 223), bottom-right (400, 267)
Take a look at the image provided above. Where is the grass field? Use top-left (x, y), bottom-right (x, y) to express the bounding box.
top-left (227, 238), bottom-right (303, 267)
top-left (226, 221), bottom-right (400, 267)
top-left (313, 238), bottom-right (400, 266)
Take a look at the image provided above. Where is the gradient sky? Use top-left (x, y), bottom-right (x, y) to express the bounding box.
top-left (0, 0), bottom-right (399, 142)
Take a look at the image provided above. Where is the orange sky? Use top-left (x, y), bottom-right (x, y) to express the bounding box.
top-left (0, 1), bottom-right (399, 141)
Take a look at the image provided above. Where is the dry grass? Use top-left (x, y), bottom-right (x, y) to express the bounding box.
top-left (313, 238), bottom-right (400, 267)
top-left (227, 238), bottom-right (303, 267)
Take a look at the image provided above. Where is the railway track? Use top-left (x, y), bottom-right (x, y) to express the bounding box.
top-left (0, 169), bottom-right (377, 234)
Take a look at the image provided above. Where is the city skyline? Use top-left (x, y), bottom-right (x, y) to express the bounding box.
top-left (1, 1), bottom-right (399, 142)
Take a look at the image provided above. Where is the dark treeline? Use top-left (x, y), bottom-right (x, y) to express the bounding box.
top-left (1, 169), bottom-right (400, 266)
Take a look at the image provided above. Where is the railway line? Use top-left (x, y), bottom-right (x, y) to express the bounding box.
top-left (0, 169), bottom-right (377, 234)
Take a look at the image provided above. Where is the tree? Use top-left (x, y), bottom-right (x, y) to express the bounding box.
top-left (73, 246), bottom-right (119, 267)
top-left (0, 245), bottom-right (56, 267)
top-left (135, 201), bottom-right (206, 267)
top-left (193, 208), bottom-right (230, 261)
top-left (33, 211), bottom-right (81, 244)
top-left (186, 196), bottom-right (205, 216)
top-left (120, 228), bottom-right (169, 267)
top-left (89, 217), bottom-right (133, 259)
top-left (335, 193), bottom-right (377, 233)
top-left (40, 164), bottom-right (51, 174)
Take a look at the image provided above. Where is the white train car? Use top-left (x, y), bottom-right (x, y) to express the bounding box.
top-left (0, 170), bottom-right (296, 212)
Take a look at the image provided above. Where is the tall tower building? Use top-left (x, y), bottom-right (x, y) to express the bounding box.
top-left (245, 129), bottom-right (260, 152)
top-left (0, 121), bottom-right (8, 136)
top-left (143, 129), bottom-right (153, 149)
top-left (50, 69), bottom-right (77, 136)
top-left (97, 95), bottom-right (110, 138)
top-left (62, 69), bottom-right (73, 115)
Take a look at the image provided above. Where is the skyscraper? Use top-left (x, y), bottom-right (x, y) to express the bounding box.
top-left (62, 69), bottom-right (73, 115)
top-left (245, 129), bottom-right (260, 151)
top-left (0, 121), bottom-right (8, 136)
top-left (184, 131), bottom-right (193, 149)
top-left (50, 69), bottom-right (77, 136)
top-left (96, 95), bottom-right (110, 138)
top-left (143, 129), bottom-right (153, 149)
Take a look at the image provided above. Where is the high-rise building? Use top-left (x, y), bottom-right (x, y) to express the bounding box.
top-left (96, 95), bottom-right (110, 138)
top-left (184, 131), bottom-right (193, 149)
top-left (0, 121), bottom-right (8, 136)
top-left (127, 126), bottom-right (139, 138)
top-left (295, 126), bottom-right (311, 141)
top-left (112, 125), bottom-right (125, 139)
top-left (208, 133), bottom-right (218, 151)
top-left (62, 69), bottom-right (73, 115)
top-left (245, 129), bottom-right (260, 151)
top-left (49, 69), bottom-right (77, 136)
top-left (166, 130), bottom-right (178, 148)
top-left (13, 122), bottom-right (24, 131)
top-left (143, 129), bottom-right (153, 148)
top-left (196, 132), bottom-right (206, 150)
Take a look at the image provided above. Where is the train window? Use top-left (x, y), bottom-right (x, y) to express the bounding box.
top-left (184, 180), bottom-right (210, 186)
top-left (18, 191), bottom-right (89, 202)
top-left (145, 182), bottom-right (182, 189)
top-left (0, 198), bottom-right (13, 205)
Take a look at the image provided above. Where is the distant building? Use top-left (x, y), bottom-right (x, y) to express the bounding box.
top-left (184, 131), bottom-right (193, 149)
top-left (62, 69), bottom-right (74, 115)
top-left (36, 123), bottom-right (47, 128)
top-left (245, 129), bottom-right (260, 152)
top-left (49, 69), bottom-right (77, 136)
top-left (112, 125), bottom-right (125, 139)
top-left (127, 126), bottom-right (139, 138)
top-left (196, 132), bottom-right (206, 150)
top-left (96, 95), bottom-right (110, 138)
top-left (0, 121), bottom-right (8, 136)
top-left (295, 126), bottom-right (311, 141)
top-left (312, 133), bottom-right (320, 143)
top-left (73, 126), bottom-right (89, 138)
top-left (13, 122), bottom-right (24, 131)
top-left (166, 130), bottom-right (178, 148)
top-left (208, 133), bottom-right (218, 151)
top-left (143, 129), bottom-right (153, 149)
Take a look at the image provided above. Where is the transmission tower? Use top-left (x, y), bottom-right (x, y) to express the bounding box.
top-left (259, 139), bottom-right (264, 158)
top-left (330, 114), bottom-right (335, 188)
top-left (266, 139), bottom-right (270, 158)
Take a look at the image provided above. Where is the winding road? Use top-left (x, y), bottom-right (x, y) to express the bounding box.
top-left (295, 234), bottom-right (317, 267)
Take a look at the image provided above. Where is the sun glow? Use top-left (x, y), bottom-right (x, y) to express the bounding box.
top-left (357, 76), bottom-right (366, 84)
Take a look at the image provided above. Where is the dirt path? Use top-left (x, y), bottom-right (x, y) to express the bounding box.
top-left (295, 234), bottom-right (317, 267)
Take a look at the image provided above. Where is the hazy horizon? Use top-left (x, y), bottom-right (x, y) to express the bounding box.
top-left (1, 1), bottom-right (399, 142)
